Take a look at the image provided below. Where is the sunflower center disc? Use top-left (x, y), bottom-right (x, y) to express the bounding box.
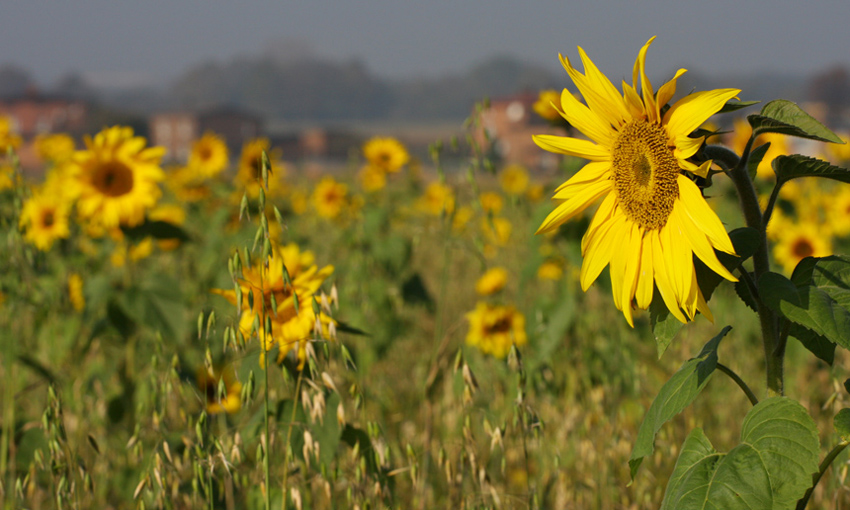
top-left (611, 119), bottom-right (680, 230)
top-left (94, 162), bottom-right (135, 197)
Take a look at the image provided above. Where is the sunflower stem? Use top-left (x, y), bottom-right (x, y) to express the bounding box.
top-left (796, 440), bottom-right (850, 510)
top-left (716, 363), bottom-right (759, 406)
top-left (728, 135), bottom-right (784, 397)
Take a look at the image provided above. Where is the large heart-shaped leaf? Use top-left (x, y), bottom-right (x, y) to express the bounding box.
top-left (749, 100), bottom-right (842, 143)
top-left (661, 397), bottom-right (819, 510)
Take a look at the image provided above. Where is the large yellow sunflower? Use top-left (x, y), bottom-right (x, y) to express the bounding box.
top-left (70, 126), bottom-right (165, 229)
top-left (534, 37), bottom-right (740, 325)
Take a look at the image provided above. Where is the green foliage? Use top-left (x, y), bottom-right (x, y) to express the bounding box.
top-left (661, 398), bottom-right (819, 510)
top-left (834, 409), bottom-right (850, 442)
top-left (760, 256), bottom-right (850, 352)
top-left (748, 99), bottom-right (843, 143)
top-left (773, 154), bottom-right (850, 189)
top-left (629, 326), bottom-right (731, 479)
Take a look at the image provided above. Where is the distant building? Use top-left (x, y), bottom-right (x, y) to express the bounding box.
top-left (198, 107), bottom-right (263, 158)
top-left (472, 92), bottom-right (560, 170)
top-left (0, 88), bottom-right (89, 170)
top-left (149, 112), bottom-right (198, 163)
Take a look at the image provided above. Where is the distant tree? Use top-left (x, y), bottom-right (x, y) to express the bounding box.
top-left (0, 64), bottom-right (35, 98)
top-left (53, 72), bottom-right (96, 101)
top-left (809, 66), bottom-right (850, 124)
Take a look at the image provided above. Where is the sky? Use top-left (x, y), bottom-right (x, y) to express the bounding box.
top-left (1, 1), bottom-right (850, 89)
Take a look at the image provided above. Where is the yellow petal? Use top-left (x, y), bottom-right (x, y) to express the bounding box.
top-left (677, 175), bottom-right (736, 254)
top-left (636, 38), bottom-right (657, 123)
top-left (618, 223), bottom-right (643, 327)
top-left (554, 161), bottom-right (611, 198)
top-left (650, 229), bottom-right (687, 323)
top-left (656, 69), bottom-right (688, 109)
top-left (634, 230), bottom-right (654, 309)
top-left (537, 179), bottom-right (612, 234)
top-left (533, 134), bottom-right (611, 162)
top-left (581, 191), bottom-right (617, 254)
top-left (673, 202), bottom-right (737, 282)
top-left (664, 88), bottom-right (741, 138)
top-left (560, 52), bottom-right (627, 129)
top-left (695, 285), bottom-right (715, 323)
top-left (673, 134), bottom-right (705, 161)
top-left (557, 88), bottom-right (616, 145)
top-left (580, 213), bottom-right (624, 291)
top-left (622, 81), bottom-right (645, 119)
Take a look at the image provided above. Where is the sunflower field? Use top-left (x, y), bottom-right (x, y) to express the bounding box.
top-left (5, 39), bottom-right (850, 510)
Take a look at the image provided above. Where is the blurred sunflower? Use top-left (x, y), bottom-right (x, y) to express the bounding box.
top-left (212, 242), bottom-right (335, 368)
top-left (68, 273), bottom-right (85, 312)
top-left (18, 191), bottom-right (71, 251)
top-left (188, 132), bottom-right (229, 179)
top-left (475, 267), bottom-right (508, 295)
top-left (363, 137), bottom-right (409, 173)
top-left (0, 116), bottom-right (21, 151)
top-left (70, 126), bottom-right (165, 229)
top-left (728, 118), bottom-right (789, 180)
top-left (773, 220), bottom-right (832, 274)
top-left (533, 89), bottom-right (562, 122)
top-left (534, 37), bottom-right (740, 325)
top-left (451, 205), bottom-right (475, 233)
top-left (196, 367), bottom-right (242, 414)
top-left (499, 164), bottom-right (530, 196)
top-left (312, 176), bottom-right (349, 219)
top-left (34, 133), bottom-right (75, 165)
top-left (235, 138), bottom-right (285, 198)
top-left (359, 164), bottom-right (387, 192)
top-left (417, 181), bottom-right (455, 216)
top-left (479, 191), bottom-right (504, 215)
top-left (828, 186), bottom-right (850, 237)
top-left (0, 164), bottom-right (19, 191)
top-left (166, 165), bottom-right (212, 203)
top-left (537, 259), bottom-right (565, 281)
top-left (465, 302), bottom-right (527, 359)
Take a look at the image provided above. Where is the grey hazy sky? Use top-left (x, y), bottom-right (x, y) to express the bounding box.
top-left (2, 0), bottom-right (849, 87)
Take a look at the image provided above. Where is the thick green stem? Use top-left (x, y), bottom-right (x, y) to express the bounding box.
top-left (726, 137), bottom-right (784, 397)
top-left (796, 441), bottom-right (849, 509)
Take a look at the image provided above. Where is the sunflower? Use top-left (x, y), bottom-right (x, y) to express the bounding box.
top-left (772, 220), bottom-right (832, 274)
top-left (0, 116), bottom-right (22, 151)
top-left (534, 37), bottom-right (740, 325)
top-left (196, 366), bottom-right (242, 414)
top-left (312, 177), bottom-right (349, 219)
top-left (68, 273), bottom-right (85, 312)
top-left (479, 191), bottom-right (504, 215)
top-left (188, 132), bottom-right (229, 179)
top-left (363, 137), bottom-right (410, 173)
top-left (70, 126), bottom-right (165, 229)
top-left (533, 90), bottom-right (562, 122)
top-left (465, 302), bottom-right (527, 359)
top-left (34, 133), bottom-right (75, 165)
top-left (475, 267), bottom-right (508, 296)
top-left (537, 259), bottom-right (565, 281)
top-left (417, 182), bottom-right (455, 216)
top-left (499, 164), bottom-right (530, 196)
top-left (828, 186), bottom-right (850, 237)
top-left (19, 191), bottom-right (71, 251)
top-left (727, 118), bottom-right (789, 180)
top-left (359, 164), bottom-right (387, 192)
top-left (235, 138), bottom-right (286, 198)
top-left (212, 242), bottom-right (335, 368)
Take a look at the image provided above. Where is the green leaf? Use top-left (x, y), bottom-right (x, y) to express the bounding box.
top-left (629, 326), bottom-right (731, 479)
top-left (759, 270), bottom-right (850, 350)
top-left (649, 296), bottom-right (683, 358)
top-left (834, 409), bottom-right (850, 442)
top-left (789, 324), bottom-right (835, 365)
top-left (661, 397), bottom-right (819, 510)
top-left (747, 142), bottom-right (771, 181)
top-left (121, 220), bottom-right (191, 242)
top-left (734, 277), bottom-right (758, 312)
top-left (748, 99), bottom-right (842, 143)
top-left (772, 154), bottom-right (850, 185)
top-left (717, 99), bottom-right (760, 114)
top-left (695, 227), bottom-right (760, 302)
top-left (118, 274), bottom-right (186, 341)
